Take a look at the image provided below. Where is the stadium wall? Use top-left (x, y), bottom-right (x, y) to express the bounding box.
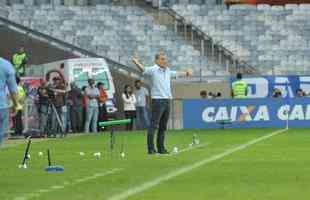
top-left (0, 26), bottom-right (77, 64)
top-left (172, 81), bottom-right (231, 99)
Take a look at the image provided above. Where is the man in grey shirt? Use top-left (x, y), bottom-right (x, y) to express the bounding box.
top-left (133, 52), bottom-right (192, 154)
top-left (84, 79), bottom-right (100, 133)
top-left (134, 79), bottom-right (150, 129)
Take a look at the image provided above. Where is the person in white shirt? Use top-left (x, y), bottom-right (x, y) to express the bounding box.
top-left (122, 84), bottom-right (137, 131)
top-left (132, 52), bottom-right (192, 154)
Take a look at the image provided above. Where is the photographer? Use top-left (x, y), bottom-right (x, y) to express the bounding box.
top-left (37, 80), bottom-right (49, 137)
top-left (48, 77), bottom-right (66, 137)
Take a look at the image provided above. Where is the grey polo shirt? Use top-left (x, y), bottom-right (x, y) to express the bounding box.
top-left (134, 87), bottom-right (149, 107)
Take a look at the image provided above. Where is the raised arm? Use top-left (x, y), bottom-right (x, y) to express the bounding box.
top-left (7, 74), bottom-right (21, 111)
top-left (132, 57), bottom-right (145, 73)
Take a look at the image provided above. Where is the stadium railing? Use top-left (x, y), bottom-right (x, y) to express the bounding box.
top-left (164, 6), bottom-right (259, 75)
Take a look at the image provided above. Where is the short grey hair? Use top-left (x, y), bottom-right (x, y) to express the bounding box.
top-left (155, 52), bottom-right (166, 60)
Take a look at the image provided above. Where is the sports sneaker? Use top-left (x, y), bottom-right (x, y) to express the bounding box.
top-left (158, 149), bottom-right (170, 154)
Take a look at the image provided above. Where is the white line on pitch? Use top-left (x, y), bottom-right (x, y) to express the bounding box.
top-left (169, 143), bottom-right (211, 156)
top-left (14, 168), bottom-right (123, 200)
top-left (2, 133), bottom-right (99, 149)
top-left (108, 129), bottom-right (287, 200)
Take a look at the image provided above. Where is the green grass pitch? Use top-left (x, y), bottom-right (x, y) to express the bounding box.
top-left (1, 128), bottom-right (310, 200)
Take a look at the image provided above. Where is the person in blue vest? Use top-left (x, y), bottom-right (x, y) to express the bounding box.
top-left (0, 58), bottom-right (20, 147)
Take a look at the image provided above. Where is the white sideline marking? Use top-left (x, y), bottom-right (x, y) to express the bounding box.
top-left (169, 143), bottom-right (211, 156)
top-left (14, 168), bottom-right (123, 200)
top-left (2, 133), bottom-right (96, 149)
top-left (108, 129), bottom-right (287, 200)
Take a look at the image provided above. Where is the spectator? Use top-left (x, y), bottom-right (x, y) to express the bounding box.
top-left (216, 92), bottom-right (222, 98)
top-left (296, 88), bottom-right (306, 97)
top-left (49, 77), bottom-right (66, 137)
top-left (12, 76), bottom-right (26, 136)
top-left (122, 84), bottom-right (136, 131)
top-left (134, 80), bottom-right (150, 129)
top-left (11, 46), bottom-right (28, 77)
top-left (97, 82), bottom-right (108, 131)
top-left (37, 80), bottom-right (49, 137)
top-left (81, 86), bottom-right (88, 129)
top-left (272, 88), bottom-right (282, 98)
top-left (84, 79), bottom-right (100, 133)
top-left (0, 58), bottom-right (19, 147)
top-left (208, 92), bottom-right (215, 99)
top-left (67, 82), bottom-right (83, 133)
top-left (200, 90), bottom-right (207, 99)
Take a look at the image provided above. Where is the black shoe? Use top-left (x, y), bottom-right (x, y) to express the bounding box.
top-left (158, 149), bottom-right (170, 154)
top-left (148, 149), bottom-right (157, 154)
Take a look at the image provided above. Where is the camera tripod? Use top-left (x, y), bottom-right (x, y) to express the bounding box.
top-left (46, 102), bottom-right (65, 138)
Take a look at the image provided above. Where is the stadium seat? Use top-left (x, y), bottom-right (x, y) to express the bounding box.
top-left (170, 3), bottom-right (310, 74)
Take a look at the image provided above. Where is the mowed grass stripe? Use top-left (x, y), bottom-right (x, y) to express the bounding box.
top-left (14, 168), bottom-right (123, 200)
top-left (0, 129), bottom-right (281, 200)
top-left (108, 129), bottom-right (287, 200)
top-left (137, 128), bottom-right (310, 200)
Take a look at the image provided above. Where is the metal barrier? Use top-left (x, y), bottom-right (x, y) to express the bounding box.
top-left (168, 98), bottom-right (183, 130)
top-left (23, 99), bottom-right (40, 134)
top-left (164, 7), bottom-right (258, 75)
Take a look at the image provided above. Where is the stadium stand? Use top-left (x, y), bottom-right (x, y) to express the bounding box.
top-left (0, 4), bottom-right (144, 115)
top-left (0, 25), bottom-right (140, 115)
top-left (0, 1), bottom-right (229, 77)
top-left (2, 0), bottom-right (309, 76)
top-left (0, 0), bottom-right (252, 76)
top-left (171, 2), bottom-right (310, 75)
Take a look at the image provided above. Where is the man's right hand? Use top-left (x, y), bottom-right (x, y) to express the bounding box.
top-left (132, 57), bottom-right (139, 64)
top-left (132, 56), bottom-right (145, 72)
